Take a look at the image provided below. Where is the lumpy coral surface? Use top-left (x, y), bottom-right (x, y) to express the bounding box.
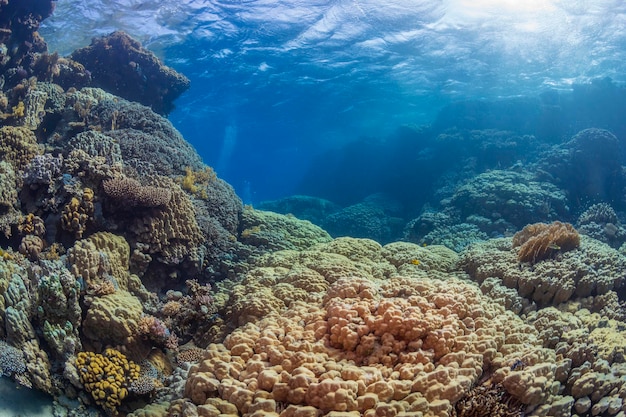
top-left (3, 2), bottom-right (626, 417)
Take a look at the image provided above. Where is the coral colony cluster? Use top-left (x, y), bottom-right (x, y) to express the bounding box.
top-left (2, 1), bottom-right (626, 417)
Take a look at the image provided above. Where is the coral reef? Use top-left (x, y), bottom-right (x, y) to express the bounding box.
top-left (184, 265), bottom-right (552, 416)
top-left (537, 128), bottom-right (624, 207)
top-left (4, 3), bottom-right (626, 417)
top-left (444, 169), bottom-right (570, 232)
top-left (70, 31), bottom-right (190, 114)
top-left (461, 234), bottom-right (626, 310)
top-left (239, 206), bottom-right (332, 251)
top-left (322, 193), bottom-right (406, 244)
top-left (577, 203), bottom-right (626, 248)
top-left (257, 194), bottom-right (341, 225)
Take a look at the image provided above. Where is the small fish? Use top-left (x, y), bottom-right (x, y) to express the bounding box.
top-left (548, 243), bottom-right (561, 250)
top-left (422, 243), bottom-right (427, 247)
top-left (410, 259), bottom-right (420, 265)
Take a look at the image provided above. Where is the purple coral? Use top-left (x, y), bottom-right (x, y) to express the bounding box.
top-left (23, 153), bottom-right (63, 186)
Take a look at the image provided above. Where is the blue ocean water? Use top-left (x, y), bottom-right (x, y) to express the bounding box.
top-left (40, 0), bottom-right (626, 204)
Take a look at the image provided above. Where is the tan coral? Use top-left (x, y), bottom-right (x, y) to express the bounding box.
top-left (460, 235), bottom-right (626, 308)
top-left (512, 221), bottom-right (580, 264)
top-left (0, 126), bottom-right (42, 174)
top-left (18, 213), bottom-right (45, 237)
top-left (60, 188), bottom-right (94, 238)
top-left (126, 175), bottom-right (203, 263)
top-left (67, 231), bottom-right (131, 290)
top-left (102, 175), bottom-right (172, 207)
top-left (18, 234), bottom-right (45, 260)
top-left (0, 161), bottom-right (21, 237)
top-left (185, 275), bottom-right (548, 416)
top-left (382, 241), bottom-right (459, 273)
top-left (82, 290), bottom-right (143, 345)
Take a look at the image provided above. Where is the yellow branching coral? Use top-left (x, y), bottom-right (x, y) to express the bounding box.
top-left (177, 166), bottom-right (216, 199)
top-left (76, 348), bottom-right (140, 413)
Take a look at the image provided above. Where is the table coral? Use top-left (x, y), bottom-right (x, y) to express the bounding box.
top-left (76, 348), bottom-right (141, 413)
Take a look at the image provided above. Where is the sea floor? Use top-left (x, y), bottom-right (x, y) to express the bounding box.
top-left (0, 377), bottom-right (54, 417)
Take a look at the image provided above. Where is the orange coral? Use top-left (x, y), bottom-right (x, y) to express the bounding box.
top-left (512, 221), bottom-right (580, 264)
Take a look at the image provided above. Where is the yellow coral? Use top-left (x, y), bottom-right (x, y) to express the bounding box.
top-left (76, 348), bottom-right (140, 413)
top-left (11, 101), bottom-right (25, 118)
top-left (178, 166), bottom-right (216, 199)
top-left (61, 188), bottom-right (95, 238)
top-left (0, 247), bottom-right (14, 260)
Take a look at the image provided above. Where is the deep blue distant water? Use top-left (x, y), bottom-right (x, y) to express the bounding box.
top-left (40, 0), bottom-right (626, 204)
